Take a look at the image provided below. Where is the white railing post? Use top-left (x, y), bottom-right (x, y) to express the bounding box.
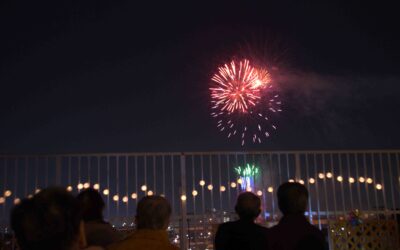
top-left (295, 153), bottom-right (301, 181)
top-left (179, 153), bottom-right (188, 250)
top-left (56, 156), bottom-right (62, 186)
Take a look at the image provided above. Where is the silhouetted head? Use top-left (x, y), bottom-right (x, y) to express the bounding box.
top-left (277, 182), bottom-right (308, 216)
top-left (76, 188), bottom-right (105, 221)
top-left (11, 187), bottom-right (82, 250)
top-left (136, 195), bottom-right (171, 230)
top-left (235, 192), bottom-right (261, 220)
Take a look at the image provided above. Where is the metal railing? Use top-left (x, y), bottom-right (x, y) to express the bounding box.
top-left (1, 150), bottom-right (399, 249)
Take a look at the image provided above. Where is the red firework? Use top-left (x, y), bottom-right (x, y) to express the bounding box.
top-left (210, 59), bottom-right (270, 113)
top-left (210, 59), bottom-right (280, 145)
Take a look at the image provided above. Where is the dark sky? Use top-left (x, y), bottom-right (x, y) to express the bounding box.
top-left (1, 1), bottom-right (399, 153)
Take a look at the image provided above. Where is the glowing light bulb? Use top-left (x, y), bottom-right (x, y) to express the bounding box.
top-left (83, 182), bottom-right (90, 189)
top-left (199, 180), bottom-right (205, 186)
top-left (141, 185), bottom-right (147, 191)
top-left (246, 186), bottom-right (252, 192)
top-left (318, 173), bottom-right (325, 179)
top-left (77, 183), bottom-right (83, 190)
top-left (337, 176), bottom-right (343, 182)
top-left (131, 193), bottom-right (137, 199)
top-left (375, 184), bottom-right (382, 190)
top-left (113, 195), bottom-right (119, 201)
top-left (288, 179), bottom-right (295, 183)
top-left (237, 179), bottom-right (243, 184)
top-left (359, 177), bottom-right (365, 183)
top-left (14, 198), bottom-right (20, 205)
top-left (298, 180), bottom-right (305, 185)
top-left (267, 187), bottom-right (273, 193)
top-left (309, 178), bottom-right (315, 184)
top-left (192, 190), bottom-right (198, 196)
top-left (122, 196), bottom-right (128, 203)
top-left (349, 177), bottom-right (355, 183)
top-left (326, 172), bottom-right (333, 178)
top-left (230, 182), bottom-right (237, 188)
top-left (35, 189), bottom-right (41, 194)
top-left (66, 186), bottom-right (73, 192)
top-left (103, 189), bottom-right (109, 195)
top-left (181, 195), bottom-right (187, 201)
top-left (93, 183), bottom-right (100, 190)
top-left (207, 184), bottom-right (213, 190)
top-left (220, 186), bottom-right (226, 192)
top-left (366, 178), bottom-right (373, 184)
top-left (0, 197), bottom-right (5, 204)
top-left (147, 190), bottom-right (154, 196)
top-left (4, 190), bottom-right (12, 197)
top-left (256, 190), bottom-right (263, 196)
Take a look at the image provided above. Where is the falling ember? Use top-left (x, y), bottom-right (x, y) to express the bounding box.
top-left (210, 58), bottom-right (282, 145)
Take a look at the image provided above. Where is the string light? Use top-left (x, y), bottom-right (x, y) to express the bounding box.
top-left (35, 189), bottom-right (41, 194)
top-left (207, 184), bottom-right (213, 190)
top-left (220, 186), bottom-right (226, 192)
top-left (256, 190), bottom-right (263, 196)
top-left (113, 195), bottom-right (119, 201)
top-left (181, 195), bottom-right (187, 201)
top-left (122, 196), bottom-right (129, 203)
top-left (288, 179), bottom-right (294, 183)
top-left (298, 180), bottom-right (305, 185)
top-left (199, 180), bottom-right (205, 186)
top-left (309, 178), bottom-right (315, 184)
top-left (141, 185), bottom-right (147, 191)
top-left (359, 177), bottom-right (365, 183)
top-left (93, 183), bottom-right (100, 190)
top-left (147, 190), bottom-right (154, 196)
top-left (375, 184), bottom-right (382, 190)
top-left (246, 186), bottom-right (252, 192)
top-left (192, 190), bottom-right (198, 196)
top-left (326, 172), bottom-right (333, 178)
top-left (66, 186), bottom-right (73, 192)
top-left (14, 198), bottom-right (20, 205)
top-left (267, 187), bottom-right (273, 193)
top-left (337, 176), bottom-right (343, 182)
top-left (237, 179), bottom-right (243, 184)
top-left (131, 193), bottom-right (137, 199)
top-left (0, 197), bottom-right (5, 204)
top-left (349, 177), bottom-right (355, 183)
top-left (366, 178), bottom-right (373, 184)
top-left (83, 182), bottom-right (90, 189)
top-left (103, 189), bottom-right (109, 195)
top-left (4, 190), bottom-right (12, 197)
top-left (318, 173), bottom-right (325, 179)
top-left (230, 182), bottom-right (237, 188)
top-left (77, 183), bottom-right (83, 190)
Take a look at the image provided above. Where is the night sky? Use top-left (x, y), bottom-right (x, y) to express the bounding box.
top-left (1, 1), bottom-right (399, 154)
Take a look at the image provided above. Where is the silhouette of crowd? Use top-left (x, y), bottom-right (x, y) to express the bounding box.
top-left (10, 182), bottom-right (327, 250)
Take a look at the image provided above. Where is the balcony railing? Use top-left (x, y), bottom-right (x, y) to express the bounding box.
top-left (1, 150), bottom-right (399, 249)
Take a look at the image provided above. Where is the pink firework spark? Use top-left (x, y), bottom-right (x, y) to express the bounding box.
top-left (210, 59), bottom-right (270, 113)
top-left (210, 59), bottom-right (281, 145)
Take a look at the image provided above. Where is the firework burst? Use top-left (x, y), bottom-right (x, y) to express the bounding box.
top-left (210, 59), bottom-right (281, 145)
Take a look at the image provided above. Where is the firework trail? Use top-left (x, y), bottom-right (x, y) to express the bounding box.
top-left (210, 59), bottom-right (281, 145)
